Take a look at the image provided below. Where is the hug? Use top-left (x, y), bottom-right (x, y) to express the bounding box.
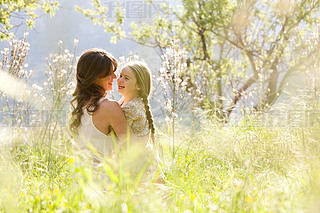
top-left (70, 48), bottom-right (155, 160)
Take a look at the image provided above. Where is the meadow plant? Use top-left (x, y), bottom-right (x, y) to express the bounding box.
top-left (1, 38), bottom-right (78, 193)
top-left (37, 39), bottom-right (78, 183)
top-left (0, 32), bottom-right (32, 127)
top-left (158, 40), bottom-right (203, 159)
top-left (0, 32), bottom-right (30, 81)
top-left (31, 39), bottom-right (78, 141)
top-left (118, 51), bottom-right (140, 65)
top-left (43, 39), bottom-right (78, 116)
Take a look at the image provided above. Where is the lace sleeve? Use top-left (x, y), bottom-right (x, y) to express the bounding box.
top-left (122, 100), bottom-right (139, 125)
top-left (121, 98), bottom-right (149, 137)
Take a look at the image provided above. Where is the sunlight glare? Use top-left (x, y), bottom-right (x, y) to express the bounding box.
top-left (0, 70), bottom-right (30, 103)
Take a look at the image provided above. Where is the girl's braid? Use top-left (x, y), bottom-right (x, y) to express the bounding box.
top-left (141, 94), bottom-right (155, 143)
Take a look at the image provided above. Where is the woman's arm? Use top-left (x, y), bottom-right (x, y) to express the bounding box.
top-left (96, 99), bottom-right (147, 149)
top-left (98, 99), bottom-right (128, 138)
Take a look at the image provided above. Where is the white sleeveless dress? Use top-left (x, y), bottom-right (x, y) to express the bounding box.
top-left (76, 98), bottom-right (115, 158)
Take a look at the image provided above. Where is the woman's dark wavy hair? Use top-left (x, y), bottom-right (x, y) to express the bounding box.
top-left (70, 48), bottom-right (118, 134)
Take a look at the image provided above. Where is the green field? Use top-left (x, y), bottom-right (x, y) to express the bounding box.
top-left (1, 119), bottom-right (319, 212)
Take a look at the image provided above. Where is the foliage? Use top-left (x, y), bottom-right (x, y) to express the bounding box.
top-left (0, 0), bottom-right (60, 40)
top-left (77, 0), bottom-right (320, 121)
top-left (1, 113), bottom-right (320, 212)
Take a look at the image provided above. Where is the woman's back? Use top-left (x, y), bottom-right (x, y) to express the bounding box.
top-left (77, 105), bottom-right (115, 156)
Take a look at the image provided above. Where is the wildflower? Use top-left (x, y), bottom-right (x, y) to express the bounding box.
top-left (61, 69), bottom-right (67, 75)
top-left (67, 157), bottom-right (74, 164)
top-left (245, 196), bottom-right (254, 203)
top-left (165, 115), bottom-right (170, 123)
top-left (32, 84), bottom-right (43, 91)
top-left (180, 194), bottom-right (186, 200)
top-left (209, 204), bottom-right (219, 211)
top-left (53, 188), bottom-right (60, 195)
top-left (104, 184), bottom-right (114, 191)
top-left (190, 193), bottom-right (195, 201)
top-left (74, 38), bottom-right (79, 46)
top-left (119, 55), bottom-right (125, 63)
top-left (165, 99), bottom-right (172, 113)
top-left (44, 190), bottom-right (51, 197)
top-left (121, 202), bottom-right (128, 213)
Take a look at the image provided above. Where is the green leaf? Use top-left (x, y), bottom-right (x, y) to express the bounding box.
top-left (110, 36), bottom-right (117, 44)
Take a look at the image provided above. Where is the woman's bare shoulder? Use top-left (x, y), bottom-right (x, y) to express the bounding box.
top-left (98, 98), bottom-right (123, 117)
top-left (97, 98), bottom-right (127, 137)
top-left (99, 98), bottom-right (120, 108)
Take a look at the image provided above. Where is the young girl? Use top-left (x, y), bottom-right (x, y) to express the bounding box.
top-left (117, 61), bottom-right (163, 182)
top-left (117, 61), bottom-right (155, 143)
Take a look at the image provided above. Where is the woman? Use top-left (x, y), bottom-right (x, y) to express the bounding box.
top-left (70, 48), bottom-right (128, 157)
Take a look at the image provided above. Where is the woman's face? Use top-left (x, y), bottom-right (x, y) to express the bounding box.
top-left (95, 71), bottom-right (117, 91)
top-left (117, 66), bottom-right (140, 98)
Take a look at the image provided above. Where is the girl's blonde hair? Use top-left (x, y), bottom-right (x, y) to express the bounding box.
top-left (126, 61), bottom-right (155, 142)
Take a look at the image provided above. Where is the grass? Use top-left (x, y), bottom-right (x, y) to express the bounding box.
top-left (0, 117), bottom-right (319, 212)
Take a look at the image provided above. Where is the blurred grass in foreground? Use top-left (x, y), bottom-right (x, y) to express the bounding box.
top-left (0, 119), bottom-right (319, 212)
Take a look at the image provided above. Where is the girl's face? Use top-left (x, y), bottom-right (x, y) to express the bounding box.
top-left (95, 71), bottom-right (117, 91)
top-left (117, 66), bottom-right (140, 99)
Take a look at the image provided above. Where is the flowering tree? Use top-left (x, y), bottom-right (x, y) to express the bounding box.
top-left (77, 0), bottom-right (320, 121)
top-left (0, 0), bottom-right (59, 40)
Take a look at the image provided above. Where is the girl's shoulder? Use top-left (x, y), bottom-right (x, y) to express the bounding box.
top-left (123, 97), bottom-right (144, 107)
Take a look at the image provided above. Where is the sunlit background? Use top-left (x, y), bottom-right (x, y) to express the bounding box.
top-left (0, 0), bottom-right (320, 212)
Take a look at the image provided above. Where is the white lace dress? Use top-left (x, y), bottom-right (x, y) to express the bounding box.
top-left (119, 97), bottom-right (149, 138)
